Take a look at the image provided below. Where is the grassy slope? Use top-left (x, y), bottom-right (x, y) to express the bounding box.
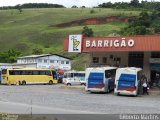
top-left (0, 8), bottom-right (140, 70)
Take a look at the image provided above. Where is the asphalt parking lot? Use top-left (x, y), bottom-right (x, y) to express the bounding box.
top-left (0, 84), bottom-right (160, 114)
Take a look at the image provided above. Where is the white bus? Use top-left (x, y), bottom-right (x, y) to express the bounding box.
top-left (63, 71), bottom-right (86, 86)
top-left (114, 67), bottom-right (142, 96)
top-left (85, 67), bottom-right (117, 93)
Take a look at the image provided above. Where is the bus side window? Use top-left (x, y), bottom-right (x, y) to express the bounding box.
top-left (52, 71), bottom-right (56, 78)
top-left (71, 73), bottom-right (74, 78)
top-left (105, 70), bottom-right (112, 78)
top-left (9, 70), bottom-right (15, 75)
top-left (111, 69), bottom-right (116, 78)
top-left (74, 73), bottom-right (78, 77)
top-left (14, 70), bottom-right (21, 75)
top-left (39, 71), bottom-right (45, 75)
top-left (21, 71), bottom-right (27, 75)
top-left (45, 71), bottom-right (51, 76)
top-left (26, 70), bottom-right (33, 75)
top-left (105, 69), bottom-right (116, 79)
top-left (32, 70), bottom-right (39, 75)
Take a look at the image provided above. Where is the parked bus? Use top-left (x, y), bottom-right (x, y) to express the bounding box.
top-left (85, 67), bottom-right (117, 93)
top-left (114, 67), bottom-right (142, 96)
top-left (1, 68), bottom-right (57, 85)
top-left (63, 71), bottom-right (86, 86)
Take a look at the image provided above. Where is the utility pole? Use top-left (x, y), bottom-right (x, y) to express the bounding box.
top-left (30, 99), bottom-right (32, 117)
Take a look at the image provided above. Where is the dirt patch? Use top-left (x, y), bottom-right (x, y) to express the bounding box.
top-left (51, 16), bottom-right (134, 27)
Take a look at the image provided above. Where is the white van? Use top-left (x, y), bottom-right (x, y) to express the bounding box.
top-left (114, 67), bottom-right (142, 96)
top-left (85, 67), bottom-right (117, 92)
top-left (63, 71), bottom-right (86, 86)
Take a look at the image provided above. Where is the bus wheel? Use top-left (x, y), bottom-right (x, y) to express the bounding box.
top-left (18, 81), bottom-right (21, 85)
top-left (117, 92), bottom-right (120, 96)
top-left (81, 83), bottom-right (86, 86)
top-left (22, 80), bottom-right (26, 85)
top-left (49, 80), bottom-right (53, 85)
top-left (67, 83), bottom-right (71, 86)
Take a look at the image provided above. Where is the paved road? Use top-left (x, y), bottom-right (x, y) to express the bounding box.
top-left (0, 84), bottom-right (160, 114)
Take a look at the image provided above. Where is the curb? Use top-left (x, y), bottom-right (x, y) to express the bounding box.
top-left (60, 85), bottom-right (85, 90)
top-left (148, 90), bottom-right (160, 96)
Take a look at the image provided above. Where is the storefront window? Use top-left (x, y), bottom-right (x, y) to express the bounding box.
top-left (151, 52), bottom-right (160, 58)
top-left (93, 57), bottom-right (99, 63)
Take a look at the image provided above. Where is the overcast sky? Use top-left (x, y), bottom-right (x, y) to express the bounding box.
top-left (0, 0), bottom-right (159, 7)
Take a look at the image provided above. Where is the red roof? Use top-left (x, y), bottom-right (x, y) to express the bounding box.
top-left (64, 35), bottom-right (160, 52)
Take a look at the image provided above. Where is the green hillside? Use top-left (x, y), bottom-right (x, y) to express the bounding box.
top-left (0, 8), bottom-right (140, 70)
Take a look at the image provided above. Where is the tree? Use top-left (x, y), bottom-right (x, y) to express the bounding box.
top-left (130, 0), bottom-right (140, 7)
top-left (138, 11), bottom-right (150, 27)
top-left (15, 4), bottom-right (23, 13)
top-left (128, 11), bottom-right (150, 27)
top-left (82, 26), bottom-right (94, 37)
top-left (98, 2), bottom-right (113, 8)
top-left (32, 48), bottom-right (43, 55)
top-left (7, 49), bottom-right (21, 62)
top-left (71, 5), bottom-right (78, 8)
top-left (0, 49), bottom-right (21, 63)
top-left (154, 25), bottom-right (160, 33)
top-left (81, 6), bottom-right (86, 8)
top-left (90, 9), bottom-right (95, 14)
top-left (134, 26), bottom-right (147, 35)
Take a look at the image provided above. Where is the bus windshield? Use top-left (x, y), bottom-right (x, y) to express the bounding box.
top-left (2, 69), bottom-right (7, 74)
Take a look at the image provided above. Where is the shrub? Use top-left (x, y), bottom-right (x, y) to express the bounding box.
top-left (90, 9), bottom-right (95, 14)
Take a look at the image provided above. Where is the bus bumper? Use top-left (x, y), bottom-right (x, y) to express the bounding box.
top-left (114, 90), bottom-right (137, 96)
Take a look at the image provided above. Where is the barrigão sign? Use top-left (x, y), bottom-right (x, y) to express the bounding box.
top-left (85, 38), bottom-right (135, 48)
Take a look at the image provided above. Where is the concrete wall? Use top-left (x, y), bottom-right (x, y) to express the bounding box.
top-left (91, 52), bottom-right (129, 67)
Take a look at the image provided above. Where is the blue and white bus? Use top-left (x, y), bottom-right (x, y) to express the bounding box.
top-left (114, 67), bottom-right (142, 96)
top-left (85, 67), bottom-right (117, 93)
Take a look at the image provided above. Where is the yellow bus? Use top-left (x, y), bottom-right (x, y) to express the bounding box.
top-left (1, 68), bottom-right (57, 85)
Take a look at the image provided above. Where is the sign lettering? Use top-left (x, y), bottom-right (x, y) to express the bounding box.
top-left (85, 38), bottom-right (135, 48)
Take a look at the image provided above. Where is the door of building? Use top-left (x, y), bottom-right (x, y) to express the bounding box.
top-left (150, 63), bottom-right (160, 87)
